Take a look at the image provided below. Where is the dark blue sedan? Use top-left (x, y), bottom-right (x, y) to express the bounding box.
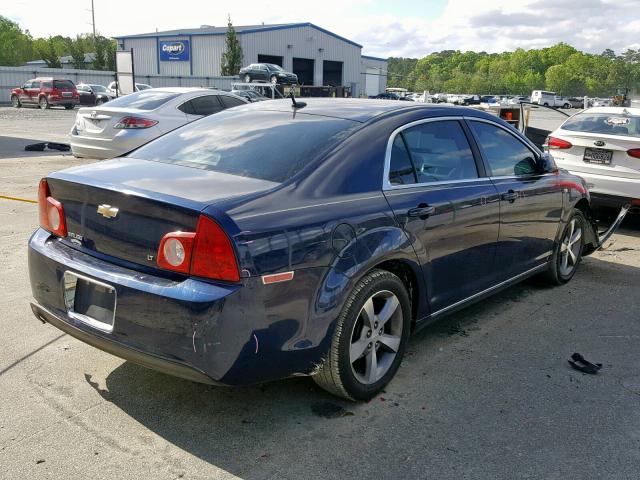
top-left (29, 99), bottom-right (607, 401)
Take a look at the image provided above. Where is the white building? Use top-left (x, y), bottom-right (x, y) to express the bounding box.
top-left (114, 22), bottom-right (387, 96)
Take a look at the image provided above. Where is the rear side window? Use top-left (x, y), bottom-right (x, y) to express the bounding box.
top-left (178, 95), bottom-right (224, 116)
top-left (129, 110), bottom-right (359, 183)
top-left (219, 96), bottom-right (245, 109)
top-left (469, 121), bottom-right (538, 176)
top-left (389, 136), bottom-right (417, 185)
top-left (42, 82), bottom-right (52, 89)
top-left (401, 120), bottom-right (478, 183)
top-left (105, 91), bottom-right (180, 110)
top-left (561, 113), bottom-right (640, 138)
top-left (53, 80), bottom-right (74, 89)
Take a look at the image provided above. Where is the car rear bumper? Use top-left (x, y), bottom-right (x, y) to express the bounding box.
top-left (69, 127), bottom-right (155, 159)
top-left (31, 302), bottom-right (220, 384)
top-left (566, 169), bottom-right (640, 203)
top-left (48, 97), bottom-right (79, 106)
top-left (28, 228), bottom-right (327, 385)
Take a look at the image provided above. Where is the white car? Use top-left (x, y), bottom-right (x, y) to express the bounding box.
top-left (70, 87), bottom-right (248, 159)
top-left (546, 107), bottom-right (640, 207)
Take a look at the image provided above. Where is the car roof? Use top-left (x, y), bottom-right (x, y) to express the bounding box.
top-left (582, 107), bottom-right (640, 116)
top-left (134, 87), bottom-right (227, 94)
top-left (233, 98), bottom-right (462, 122)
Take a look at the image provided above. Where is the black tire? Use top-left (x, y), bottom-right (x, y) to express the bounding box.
top-left (563, 103), bottom-right (571, 109)
top-left (11, 95), bottom-right (21, 108)
top-left (543, 102), bottom-right (549, 107)
top-left (313, 269), bottom-right (411, 401)
top-left (244, 74), bottom-right (251, 83)
top-left (542, 209), bottom-right (586, 285)
top-left (270, 75), bottom-right (278, 85)
top-left (95, 98), bottom-right (104, 106)
top-left (64, 104), bottom-right (75, 110)
top-left (39, 96), bottom-right (49, 109)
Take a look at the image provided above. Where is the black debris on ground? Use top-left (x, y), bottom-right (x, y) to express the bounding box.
top-left (311, 402), bottom-right (354, 419)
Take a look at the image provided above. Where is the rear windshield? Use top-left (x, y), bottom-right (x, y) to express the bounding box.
top-left (53, 80), bottom-right (74, 89)
top-left (105, 91), bottom-right (179, 110)
top-left (129, 110), bottom-right (360, 182)
top-left (562, 112), bottom-right (640, 138)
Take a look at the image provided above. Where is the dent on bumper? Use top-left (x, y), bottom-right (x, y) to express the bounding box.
top-left (28, 228), bottom-right (329, 385)
top-left (31, 302), bottom-right (220, 385)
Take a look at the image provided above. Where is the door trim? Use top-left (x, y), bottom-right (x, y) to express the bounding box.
top-left (429, 263), bottom-right (547, 319)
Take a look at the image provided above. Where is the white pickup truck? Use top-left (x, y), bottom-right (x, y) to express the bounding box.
top-left (531, 90), bottom-right (572, 108)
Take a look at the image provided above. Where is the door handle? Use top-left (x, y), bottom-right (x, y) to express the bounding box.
top-left (501, 190), bottom-right (518, 203)
top-left (408, 203), bottom-right (436, 218)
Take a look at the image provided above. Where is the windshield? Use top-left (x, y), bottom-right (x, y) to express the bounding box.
top-left (562, 112), bottom-right (640, 138)
top-left (104, 91), bottom-right (179, 110)
top-left (136, 84), bottom-right (152, 90)
top-left (129, 110), bottom-right (360, 182)
top-left (90, 85), bottom-right (108, 92)
top-left (268, 64), bottom-right (283, 71)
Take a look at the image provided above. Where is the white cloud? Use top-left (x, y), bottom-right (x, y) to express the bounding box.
top-left (4, 0), bottom-right (640, 59)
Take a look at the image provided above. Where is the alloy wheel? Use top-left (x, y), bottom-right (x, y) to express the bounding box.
top-left (349, 290), bottom-right (403, 385)
top-left (559, 218), bottom-right (582, 276)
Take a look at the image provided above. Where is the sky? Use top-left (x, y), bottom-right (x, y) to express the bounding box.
top-left (5, 0), bottom-right (640, 58)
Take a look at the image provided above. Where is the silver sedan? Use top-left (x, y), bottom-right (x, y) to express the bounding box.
top-left (70, 87), bottom-right (248, 159)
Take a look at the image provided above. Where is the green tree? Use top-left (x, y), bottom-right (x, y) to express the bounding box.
top-left (220, 16), bottom-right (243, 76)
top-left (67, 35), bottom-right (86, 69)
top-left (36, 37), bottom-right (62, 68)
top-left (0, 16), bottom-right (33, 65)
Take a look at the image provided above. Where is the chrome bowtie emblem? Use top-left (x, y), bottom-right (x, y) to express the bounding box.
top-left (594, 140), bottom-right (605, 147)
top-left (97, 204), bottom-right (119, 218)
top-left (91, 110), bottom-right (97, 119)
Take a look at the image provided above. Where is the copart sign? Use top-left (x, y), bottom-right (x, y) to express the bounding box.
top-left (159, 40), bottom-right (190, 61)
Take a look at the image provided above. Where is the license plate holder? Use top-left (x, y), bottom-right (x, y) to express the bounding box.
top-left (583, 148), bottom-right (612, 165)
top-left (62, 92), bottom-right (72, 97)
top-left (64, 271), bottom-right (116, 332)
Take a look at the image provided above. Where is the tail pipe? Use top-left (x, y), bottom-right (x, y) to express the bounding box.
top-left (595, 204), bottom-right (631, 250)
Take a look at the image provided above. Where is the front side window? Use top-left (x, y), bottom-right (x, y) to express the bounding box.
top-left (400, 120), bottom-right (478, 183)
top-left (219, 96), bottom-right (245, 109)
top-left (469, 121), bottom-right (538, 176)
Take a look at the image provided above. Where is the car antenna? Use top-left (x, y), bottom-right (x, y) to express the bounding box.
top-left (290, 91), bottom-right (306, 109)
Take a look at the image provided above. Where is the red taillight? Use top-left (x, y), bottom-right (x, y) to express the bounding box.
top-left (38, 179), bottom-right (67, 237)
top-left (627, 148), bottom-right (640, 159)
top-left (156, 215), bottom-right (240, 282)
top-left (546, 136), bottom-right (573, 150)
top-left (114, 116), bottom-right (158, 129)
top-left (157, 232), bottom-right (196, 273)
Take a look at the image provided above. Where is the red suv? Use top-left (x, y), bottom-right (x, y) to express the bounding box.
top-left (10, 78), bottom-right (79, 110)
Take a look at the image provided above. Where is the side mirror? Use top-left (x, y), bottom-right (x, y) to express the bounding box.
top-left (538, 152), bottom-right (559, 174)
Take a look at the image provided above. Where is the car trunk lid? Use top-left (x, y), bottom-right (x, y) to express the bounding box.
top-left (552, 130), bottom-right (640, 179)
top-left (46, 158), bottom-right (279, 270)
top-left (74, 106), bottom-right (154, 139)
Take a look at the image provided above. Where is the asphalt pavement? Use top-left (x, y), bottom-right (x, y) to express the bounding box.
top-left (0, 106), bottom-right (639, 480)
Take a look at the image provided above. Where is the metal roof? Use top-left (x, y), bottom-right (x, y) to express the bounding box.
top-left (233, 98), bottom-right (458, 122)
top-left (113, 22), bottom-right (363, 48)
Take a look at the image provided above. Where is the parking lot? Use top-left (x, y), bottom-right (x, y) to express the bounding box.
top-left (1, 106), bottom-right (639, 479)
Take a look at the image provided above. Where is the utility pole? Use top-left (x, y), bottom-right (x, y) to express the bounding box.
top-left (91, 0), bottom-right (96, 38)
